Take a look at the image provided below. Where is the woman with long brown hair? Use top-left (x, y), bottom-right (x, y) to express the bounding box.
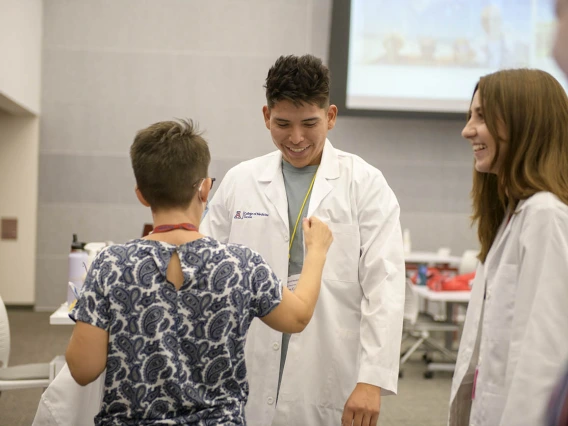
top-left (448, 68), bottom-right (568, 426)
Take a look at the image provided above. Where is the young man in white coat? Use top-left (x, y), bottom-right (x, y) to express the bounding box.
top-left (200, 54), bottom-right (406, 426)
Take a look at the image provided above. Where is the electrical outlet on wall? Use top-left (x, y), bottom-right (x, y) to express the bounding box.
top-left (1, 218), bottom-right (18, 240)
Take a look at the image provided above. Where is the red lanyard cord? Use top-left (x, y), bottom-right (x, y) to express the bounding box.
top-left (150, 223), bottom-right (198, 234)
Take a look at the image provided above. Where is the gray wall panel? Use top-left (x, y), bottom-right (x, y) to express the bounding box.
top-left (38, 154), bottom-right (136, 204)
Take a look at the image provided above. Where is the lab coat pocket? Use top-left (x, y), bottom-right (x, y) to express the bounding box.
top-left (323, 223), bottom-right (360, 283)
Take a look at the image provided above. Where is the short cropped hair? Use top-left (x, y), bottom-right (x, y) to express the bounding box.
top-left (130, 119), bottom-right (210, 211)
top-left (264, 54), bottom-right (331, 109)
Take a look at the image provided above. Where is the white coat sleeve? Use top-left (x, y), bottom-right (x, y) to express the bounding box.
top-left (499, 205), bottom-right (568, 425)
top-left (32, 364), bottom-right (103, 426)
top-left (356, 172), bottom-right (405, 395)
top-left (199, 169), bottom-right (234, 243)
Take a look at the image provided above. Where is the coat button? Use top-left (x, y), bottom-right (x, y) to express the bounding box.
top-left (273, 342), bottom-right (280, 350)
top-left (267, 397), bottom-right (274, 405)
top-left (284, 235), bottom-right (289, 242)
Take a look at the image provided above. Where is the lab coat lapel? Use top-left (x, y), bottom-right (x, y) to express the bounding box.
top-left (483, 200), bottom-right (527, 277)
top-left (451, 214), bottom-right (512, 407)
top-left (259, 152), bottom-right (289, 232)
top-left (450, 262), bottom-right (485, 405)
top-left (307, 140), bottom-right (339, 216)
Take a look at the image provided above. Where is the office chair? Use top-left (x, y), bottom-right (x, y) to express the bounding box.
top-left (0, 293), bottom-right (51, 394)
top-left (458, 249), bottom-right (478, 275)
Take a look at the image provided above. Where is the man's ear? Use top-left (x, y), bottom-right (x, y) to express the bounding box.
top-left (198, 179), bottom-right (212, 203)
top-left (135, 187), bottom-right (150, 207)
top-left (327, 105), bottom-right (338, 130)
top-left (262, 105), bottom-right (271, 130)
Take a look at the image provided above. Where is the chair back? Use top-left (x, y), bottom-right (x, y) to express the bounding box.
top-left (0, 293), bottom-right (10, 368)
top-left (458, 249), bottom-right (479, 275)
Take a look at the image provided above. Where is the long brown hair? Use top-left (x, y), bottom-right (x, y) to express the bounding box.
top-left (470, 69), bottom-right (568, 262)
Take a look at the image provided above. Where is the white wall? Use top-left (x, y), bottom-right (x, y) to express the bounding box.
top-left (0, 112), bottom-right (40, 304)
top-left (0, 0), bottom-right (43, 115)
top-left (36, 0), bottom-right (333, 309)
top-left (0, 0), bottom-right (42, 304)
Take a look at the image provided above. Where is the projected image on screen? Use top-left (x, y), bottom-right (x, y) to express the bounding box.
top-left (347, 0), bottom-right (565, 113)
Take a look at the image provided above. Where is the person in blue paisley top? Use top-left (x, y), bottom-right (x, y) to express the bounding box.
top-left (65, 119), bottom-right (333, 426)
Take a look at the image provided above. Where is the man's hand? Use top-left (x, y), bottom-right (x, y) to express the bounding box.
top-left (341, 383), bottom-right (381, 426)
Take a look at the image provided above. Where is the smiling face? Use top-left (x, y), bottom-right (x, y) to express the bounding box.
top-left (262, 100), bottom-right (337, 168)
top-left (462, 90), bottom-right (506, 174)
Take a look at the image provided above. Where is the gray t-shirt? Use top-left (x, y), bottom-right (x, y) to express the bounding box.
top-left (282, 161), bottom-right (318, 274)
top-left (278, 160), bottom-right (318, 395)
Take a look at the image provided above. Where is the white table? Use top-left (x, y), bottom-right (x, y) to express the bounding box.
top-left (50, 303), bottom-right (74, 325)
top-left (412, 285), bottom-right (471, 304)
top-left (412, 285), bottom-right (471, 377)
top-left (405, 251), bottom-right (462, 266)
top-left (406, 253), bottom-right (465, 320)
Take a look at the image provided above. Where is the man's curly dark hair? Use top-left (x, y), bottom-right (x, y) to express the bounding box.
top-left (264, 54), bottom-right (330, 109)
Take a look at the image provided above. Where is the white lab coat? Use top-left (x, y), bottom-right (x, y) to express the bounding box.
top-left (448, 192), bottom-right (568, 426)
top-left (201, 140), bottom-right (405, 426)
top-left (32, 364), bottom-right (103, 426)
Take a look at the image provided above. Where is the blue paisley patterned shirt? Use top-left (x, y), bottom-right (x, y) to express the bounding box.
top-left (70, 237), bottom-right (282, 425)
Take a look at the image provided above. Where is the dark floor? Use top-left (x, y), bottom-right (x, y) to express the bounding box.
top-left (0, 308), bottom-right (453, 426)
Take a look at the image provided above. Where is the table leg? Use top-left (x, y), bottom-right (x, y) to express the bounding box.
top-left (426, 301), bottom-right (461, 377)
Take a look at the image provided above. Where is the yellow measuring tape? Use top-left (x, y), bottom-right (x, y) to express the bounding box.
top-left (289, 169), bottom-right (318, 259)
